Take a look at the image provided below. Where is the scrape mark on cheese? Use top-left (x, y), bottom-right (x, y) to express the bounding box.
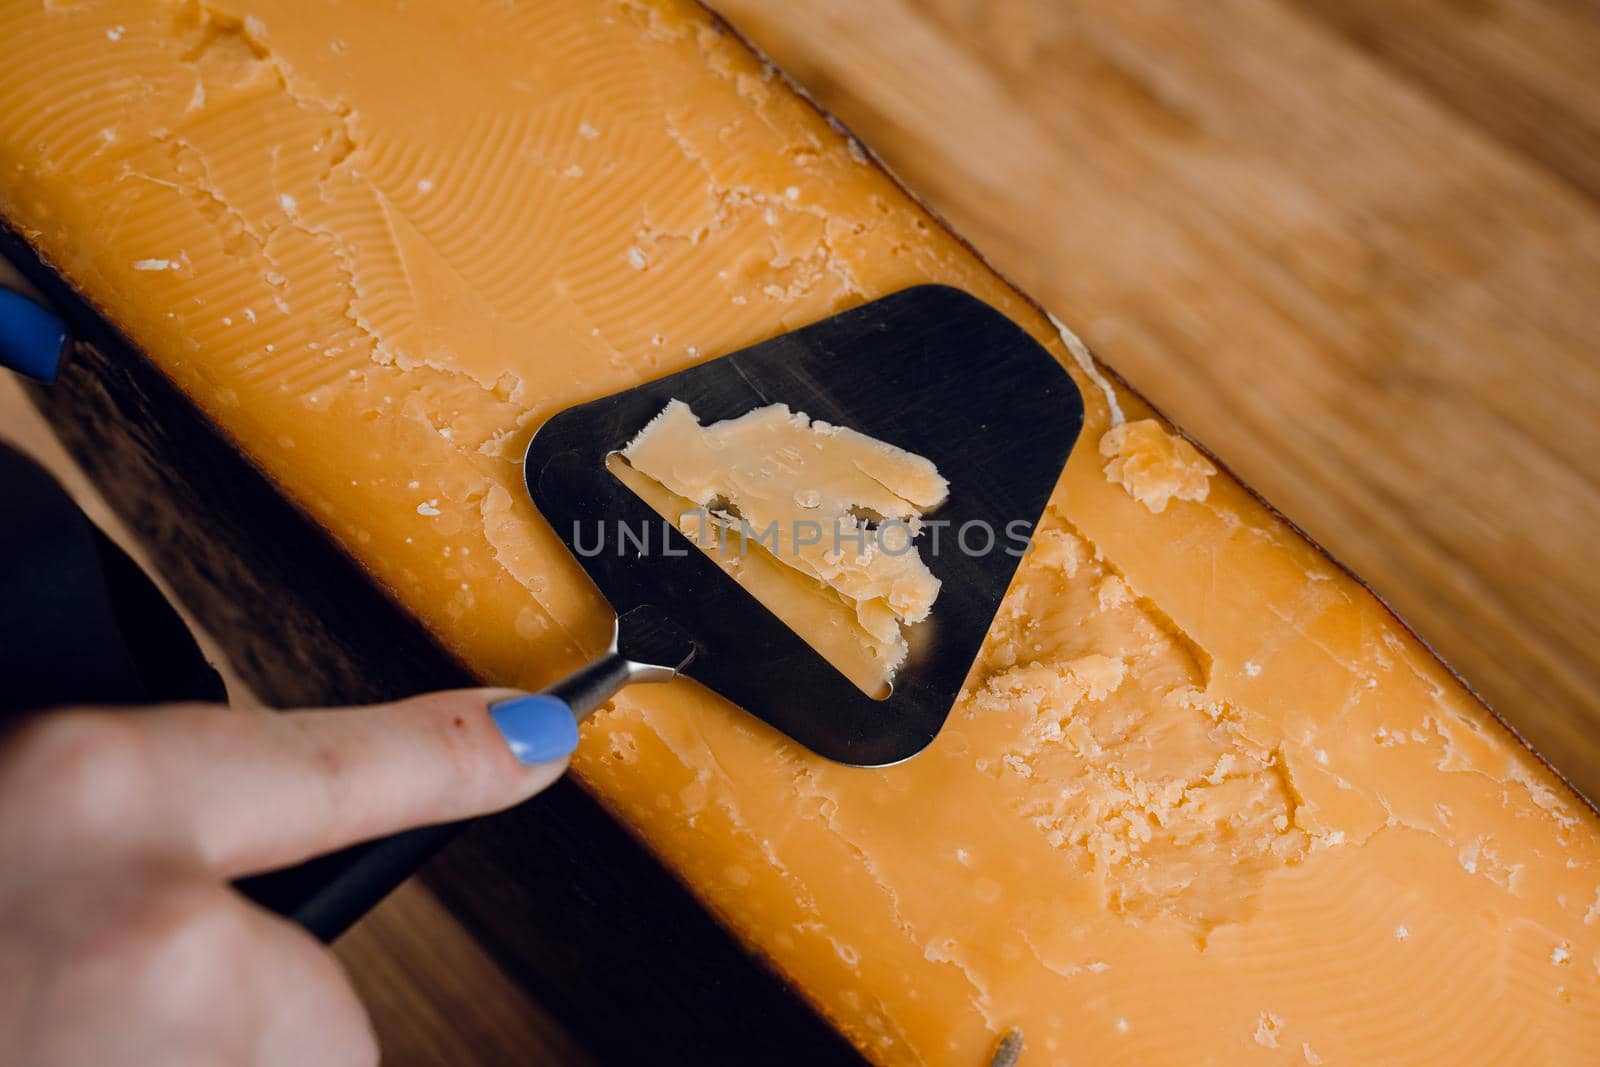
top-left (970, 519), bottom-right (1303, 934)
top-left (1049, 310), bottom-right (1123, 426)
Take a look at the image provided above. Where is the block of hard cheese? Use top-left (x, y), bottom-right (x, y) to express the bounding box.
top-left (2, 1), bottom-right (1596, 1063)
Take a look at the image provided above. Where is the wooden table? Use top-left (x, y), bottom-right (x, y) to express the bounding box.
top-left (715, 0), bottom-right (1600, 792)
top-left (5, 0), bottom-right (1596, 1061)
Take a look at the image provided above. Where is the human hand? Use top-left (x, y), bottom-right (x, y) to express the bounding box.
top-left (0, 690), bottom-right (578, 1065)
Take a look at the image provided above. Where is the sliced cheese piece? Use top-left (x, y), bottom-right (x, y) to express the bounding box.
top-left (620, 399), bottom-right (946, 692)
top-left (609, 453), bottom-right (903, 696)
top-left (1, 1), bottom-right (1596, 1064)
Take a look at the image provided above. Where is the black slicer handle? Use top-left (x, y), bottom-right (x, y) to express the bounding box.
top-left (0, 427), bottom-right (641, 942)
top-left (236, 823), bottom-right (461, 940)
top-left (238, 653), bottom-right (631, 941)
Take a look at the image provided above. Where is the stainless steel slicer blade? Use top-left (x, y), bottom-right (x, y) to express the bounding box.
top-left (524, 285), bottom-right (1084, 766)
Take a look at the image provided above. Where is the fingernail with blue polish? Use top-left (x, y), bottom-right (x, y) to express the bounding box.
top-left (0, 289), bottom-right (69, 383)
top-left (490, 694), bottom-right (580, 765)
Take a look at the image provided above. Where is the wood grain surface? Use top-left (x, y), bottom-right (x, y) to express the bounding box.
top-left (717, 0), bottom-right (1600, 798)
top-left (4, 0), bottom-right (1597, 1062)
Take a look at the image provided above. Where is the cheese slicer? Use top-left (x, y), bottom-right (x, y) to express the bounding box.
top-left (246, 284), bottom-right (1084, 938)
top-left (519, 284), bottom-right (1084, 767)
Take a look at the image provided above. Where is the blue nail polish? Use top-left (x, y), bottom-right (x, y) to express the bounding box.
top-left (490, 694), bottom-right (580, 765)
top-left (0, 289), bottom-right (69, 383)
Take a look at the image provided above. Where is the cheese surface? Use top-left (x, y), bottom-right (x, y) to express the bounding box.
top-left (623, 399), bottom-right (946, 693)
top-left (2, 2), bottom-right (1597, 1064)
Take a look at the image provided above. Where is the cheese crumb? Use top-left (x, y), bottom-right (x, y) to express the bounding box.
top-left (416, 178), bottom-right (434, 193)
top-left (106, 25), bottom-right (125, 41)
top-left (1071, 654), bottom-right (1126, 702)
top-left (1099, 419), bottom-right (1215, 514)
top-left (626, 246), bottom-right (648, 270)
top-left (1551, 944), bottom-right (1571, 965)
top-left (1254, 1012), bottom-right (1283, 1049)
top-left (1395, 923), bottom-right (1410, 941)
top-left (279, 192), bottom-right (297, 214)
top-left (132, 258), bottom-right (177, 271)
top-left (417, 501), bottom-right (441, 517)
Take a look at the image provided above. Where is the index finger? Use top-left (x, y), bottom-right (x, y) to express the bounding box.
top-left (130, 689), bottom-right (577, 877)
